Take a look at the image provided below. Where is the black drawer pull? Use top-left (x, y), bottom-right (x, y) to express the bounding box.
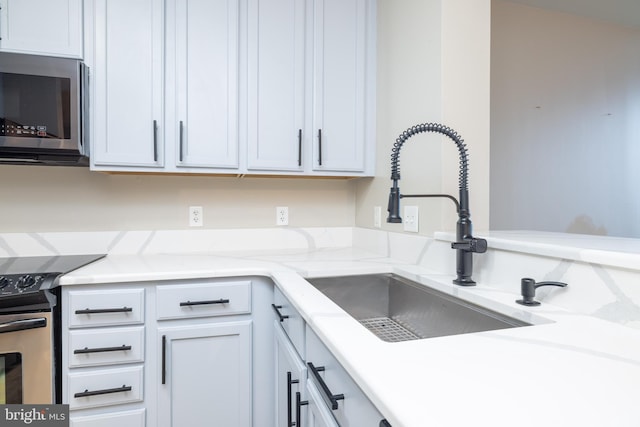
top-left (75, 307), bottom-right (133, 314)
top-left (271, 304), bottom-right (289, 322)
top-left (287, 371), bottom-right (299, 427)
top-left (74, 345), bottom-right (132, 354)
top-left (162, 335), bottom-right (167, 385)
top-left (297, 129), bottom-right (302, 167)
top-left (318, 129), bottom-right (323, 166)
top-left (179, 299), bottom-right (229, 307)
top-left (307, 362), bottom-right (344, 410)
top-left (74, 385), bottom-right (132, 398)
top-left (296, 391), bottom-right (308, 427)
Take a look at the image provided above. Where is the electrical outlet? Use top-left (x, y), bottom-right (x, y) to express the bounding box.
top-left (403, 206), bottom-right (419, 232)
top-left (189, 206), bottom-right (203, 227)
top-left (276, 206), bottom-right (289, 226)
top-left (373, 206), bottom-right (382, 228)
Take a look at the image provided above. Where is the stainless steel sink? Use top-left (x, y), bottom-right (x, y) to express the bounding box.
top-left (306, 273), bottom-right (529, 342)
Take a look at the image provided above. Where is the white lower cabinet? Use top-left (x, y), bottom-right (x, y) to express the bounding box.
top-left (274, 288), bottom-right (389, 427)
top-left (275, 321), bottom-right (307, 427)
top-left (306, 380), bottom-right (339, 427)
top-left (70, 409), bottom-right (146, 427)
top-left (157, 322), bottom-right (252, 427)
top-left (62, 286), bottom-right (147, 427)
top-left (305, 325), bottom-right (386, 426)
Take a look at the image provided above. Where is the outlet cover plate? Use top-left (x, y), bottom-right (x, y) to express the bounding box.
top-left (276, 206), bottom-right (289, 226)
top-left (403, 206), bottom-right (419, 232)
top-left (189, 206), bottom-right (203, 227)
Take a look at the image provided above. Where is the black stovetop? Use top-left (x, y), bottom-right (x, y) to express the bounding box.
top-left (0, 254), bottom-right (106, 298)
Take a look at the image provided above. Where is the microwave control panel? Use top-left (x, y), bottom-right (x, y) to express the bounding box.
top-left (0, 121), bottom-right (47, 137)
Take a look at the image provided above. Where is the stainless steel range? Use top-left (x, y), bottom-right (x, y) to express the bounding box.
top-left (0, 254), bottom-right (105, 404)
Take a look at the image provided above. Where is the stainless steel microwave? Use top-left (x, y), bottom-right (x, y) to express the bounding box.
top-left (0, 52), bottom-right (89, 166)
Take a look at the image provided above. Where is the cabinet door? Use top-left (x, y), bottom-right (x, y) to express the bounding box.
top-left (312, 0), bottom-right (370, 173)
top-left (91, 0), bottom-right (164, 168)
top-left (246, 0), bottom-right (306, 171)
top-left (0, 0), bottom-right (82, 58)
top-left (158, 321), bottom-right (252, 427)
top-left (306, 381), bottom-right (339, 427)
top-left (275, 321), bottom-right (307, 427)
top-left (174, 0), bottom-right (239, 169)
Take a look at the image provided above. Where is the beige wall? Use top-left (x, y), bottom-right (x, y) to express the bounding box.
top-left (0, 0), bottom-right (491, 235)
top-left (355, 0), bottom-right (491, 236)
top-left (0, 166), bottom-right (355, 232)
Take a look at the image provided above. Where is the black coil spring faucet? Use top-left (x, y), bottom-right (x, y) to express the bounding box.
top-left (387, 123), bottom-right (487, 286)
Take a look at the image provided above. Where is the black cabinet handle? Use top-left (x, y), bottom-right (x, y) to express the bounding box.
top-left (74, 385), bottom-right (132, 398)
top-left (296, 391), bottom-right (308, 427)
top-left (298, 129), bottom-right (302, 167)
top-left (74, 345), bottom-right (132, 354)
top-left (318, 129), bottom-right (323, 166)
top-left (380, 420), bottom-right (392, 427)
top-left (161, 335), bottom-right (167, 385)
top-left (153, 119), bottom-right (158, 162)
top-left (179, 299), bottom-right (229, 307)
top-left (75, 307), bottom-right (133, 314)
top-left (271, 304), bottom-right (289, 322)
top-left (179, 120), bottom-right (184, 162)
top-left (307, 362), bottom-right (344, 410)
top-left (287, 371), bottom-right (300, 427)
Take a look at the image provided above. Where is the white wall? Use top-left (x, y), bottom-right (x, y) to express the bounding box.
top-left (491, 1), bottom-right (640, 237)
top-left (355, 0), bottom-right (491, 236)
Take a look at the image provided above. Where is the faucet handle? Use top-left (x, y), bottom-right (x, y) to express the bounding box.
top-left (516, 278), bottom-right (567, 306)
top-left (451, 237), bottom-right (487, 253)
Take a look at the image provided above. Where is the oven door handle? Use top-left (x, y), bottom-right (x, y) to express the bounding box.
top-left (0, 317), bottom-right (47, 334)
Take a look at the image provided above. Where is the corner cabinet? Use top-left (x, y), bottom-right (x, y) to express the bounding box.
top-left (88, 0), bottom-right (376, 176)
top-left (311, 0), bottom-right (374, 174)
top-left (247, 0), bottom-right (376, 176)
top-left (0, 0), bottom-right (83, 58)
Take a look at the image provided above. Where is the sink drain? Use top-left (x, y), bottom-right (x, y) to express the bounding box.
top-left (359, 317), bottom-right (421, 342)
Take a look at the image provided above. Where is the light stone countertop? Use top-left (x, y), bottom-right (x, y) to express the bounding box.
top-left (60, 238), bottom-right (640, 427)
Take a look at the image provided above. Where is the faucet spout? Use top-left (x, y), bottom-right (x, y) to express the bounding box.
top-left (386, 123), bottom-right (486, 286)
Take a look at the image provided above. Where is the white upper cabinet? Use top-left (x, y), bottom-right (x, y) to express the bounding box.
top-left (247, 0), bottom-right (376, 176)
top-left (312, 0), bottom-right (373, 173)
top-left (247, 0), bottom-right (306, 172)
top-left (91, 0), bottom-right (165, 168)
top-left (90, 0), bottom-right (240, 172)
top-left (0, 0), bottom-right (83, 58)
top-left (88, 0), bottom-right (375, 175)
top-left (173, 0), bottom-right (239, 170)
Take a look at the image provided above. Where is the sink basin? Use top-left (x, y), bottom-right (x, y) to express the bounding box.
top-left (306, 273), bottom-right (529, 342)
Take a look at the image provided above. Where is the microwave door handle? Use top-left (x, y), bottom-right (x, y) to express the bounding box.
top-left (0, 317), bottom-right (47, 334)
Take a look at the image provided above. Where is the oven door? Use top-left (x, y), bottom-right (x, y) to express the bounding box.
top-left (0, 311), bottom-right (53, 404)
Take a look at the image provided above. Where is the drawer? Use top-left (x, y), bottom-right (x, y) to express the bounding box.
top-left (68, 289), bottom-right (145, 328)
top-left (70, 409), bottom-right (145, 427)
top-left (67, 365), bottom-right (143, 410)
top-left (273, 287), bottom-right (305, 359)
top-left (305, 325), bottom-right (385, 426)
top-left (69, 326), bottom-right (145, 368)
top-left (156, 280), bottom-right (251, 320)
